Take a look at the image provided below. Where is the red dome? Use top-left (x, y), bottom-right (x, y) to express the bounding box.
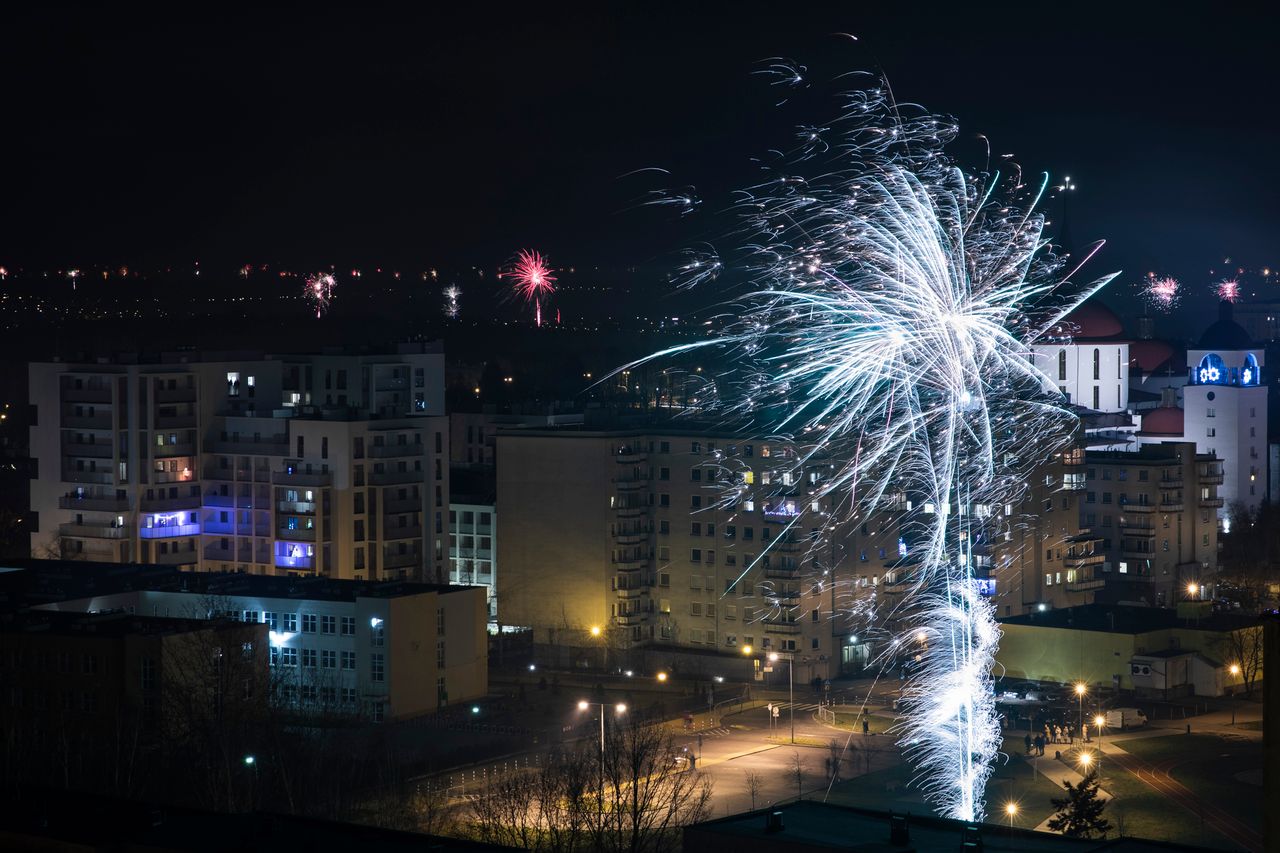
top-left (1129, 339), bottom-right (1176, 375)
top-left (1138, 406), bottom-right (1184, 437)
top-left (1055, 300), bottom-right (1125, 340)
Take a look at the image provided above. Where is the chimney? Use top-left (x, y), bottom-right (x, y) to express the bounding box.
top-left (1136, 316), bottom-right (1154, 340)
top-left (764, 811), bottom-right (784, 833)
top-left (1160, 387), bottom-right (1178, 408)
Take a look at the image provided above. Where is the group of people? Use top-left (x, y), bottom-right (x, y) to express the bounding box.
top-left (1023, 723), bottom-right (1077, 756)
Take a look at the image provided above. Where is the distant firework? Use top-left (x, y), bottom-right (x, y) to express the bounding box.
top-left (1216, 278), bottom-right (1241, 302)
top-left (305, 272), bottom-right (336, 318)
top-left (442, 285), bottom-right (461, 319)
top-left (503, 249), bottom-right (557, 327)
top-left (1140, 273), bottom-right (1181, 311)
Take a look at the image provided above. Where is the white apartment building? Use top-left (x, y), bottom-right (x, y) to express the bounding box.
top-left (449, 501), bottom-right (496, 621)
top-left (29, 344), bottom-right (451, 582)
top-left (28, 561), bottom-right (487, 721)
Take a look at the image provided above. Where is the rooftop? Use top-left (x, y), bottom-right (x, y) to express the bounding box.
top-left (0, 608), bottom-right (251, 639)
top-left (1196, 301), bottom-right (1253, 351)
top-left (1000, 603), bottom-right (1258, 636)
top-left (0, 559), bottom-right (474, 612)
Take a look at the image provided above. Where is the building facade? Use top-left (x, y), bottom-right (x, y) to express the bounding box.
top-left (30, 345), bottom-right (451, 582)
top-left (24, 561), bottom-right (487, 721)
top-left (449, 501), bottom-right (496, 620)
top-left (1033, 300), bottom-right (1130, 413)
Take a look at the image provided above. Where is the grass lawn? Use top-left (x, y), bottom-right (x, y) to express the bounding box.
top-left (1117, 733), bottom-right (1263, 840)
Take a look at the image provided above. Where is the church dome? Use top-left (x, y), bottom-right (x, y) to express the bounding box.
top-left (1197, 300), bottom-right (1252, 350)
top-left (1055, 299), bottom-right (1125, 341)
top-left (1138, 405), bottom-right (1184, 437)
top-left (1129, 339), bottom-right (1177, 375)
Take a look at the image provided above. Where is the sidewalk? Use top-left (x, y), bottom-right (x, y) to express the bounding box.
top-left (1028, 752), bottom-right (1114, 832)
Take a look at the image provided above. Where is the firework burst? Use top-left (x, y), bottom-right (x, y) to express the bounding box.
top-left (612, 72), bottom-right (1115, 821)
top-left (304, 272), bottom-right (336, 318)
top-left (443, 284), bottom-right (461, 319)
top-left (1139, 272), bottom-right (1180, 311)
top-left (1215, 278), bottom-right (1241, 303)
top-left (503, 249), bottom-right (557, 326)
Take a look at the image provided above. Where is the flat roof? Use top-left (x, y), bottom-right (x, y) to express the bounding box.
top-left (0, 559), bottom-right (475, 611)
top-left (1000, 603), bottom-right (1258, 635)
top-left (0, 608), bottom-right (250, 639)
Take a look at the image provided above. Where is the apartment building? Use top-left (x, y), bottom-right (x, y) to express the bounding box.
top-left (449, 500), bottom-right (496, 621)
top-left (497, 428), bottom-right (867, 680)
top-left (29, 344), bottom-right (450, 582)
top-left (1075, 442), bottom-right (1221, 606)
top-left (16, 559), bottom-right (487, 721)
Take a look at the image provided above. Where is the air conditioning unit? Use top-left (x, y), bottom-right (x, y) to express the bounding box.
top-left (1130, 663), bottom-right (1151, 676)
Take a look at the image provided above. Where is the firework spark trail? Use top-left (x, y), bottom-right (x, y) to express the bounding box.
top-left (304, 272), bottom-right (336, 318)
top-left (503, 249), bottom-right (557, 327)
top-left (1216, 278), bottom-right (1241, 302)
top-left (443, 284), bottom-right (461, 319)
top-left (1139, 272), bottom-right (1180, 311)
top-left (610, 74), bottom-right (1115, 821)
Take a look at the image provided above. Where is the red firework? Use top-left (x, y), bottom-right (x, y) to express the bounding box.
top-left (503, 249), bottom-right (557, 326)
top-left (1216, 278), bottom-right (1241, 303)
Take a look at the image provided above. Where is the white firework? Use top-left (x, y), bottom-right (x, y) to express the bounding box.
top-left (616, 75), bottom-right (1115, 821)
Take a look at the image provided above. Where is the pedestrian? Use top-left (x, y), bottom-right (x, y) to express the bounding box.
top-left (1024, 733), bottom-right (1032, 755)
top-left (1043, 725), bottom-right (1051, 745)
top-left (862, 717), bottom-right (870, 736)
top-left (1036, 735), bottom-right (1045, 756)
top-left (1054, 724), bottom-right (1062, 744)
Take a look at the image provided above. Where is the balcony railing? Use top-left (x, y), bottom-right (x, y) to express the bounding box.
top-left (153, 443), bottom-right (196, 459)
top-left (203, 494), bottom-right (235, 507)
top-left (382, 550), bottom-right (422, 570)
top-left (59, 493), bottom-right (128, 511)
top-left (383, 525), bottom-right (423, 541)
top-left (1159, 500), bottom-right (1184, 512)
top-left (1121, 548), bottom-right (1155, 560)
top-left (64, 471), bottom-right (114, 486)
top-left (276, 527), bottom-right (316, 541)
top-left (1199, 471), bottom-right (1225, 485)
top-left (277, 500), bottom-right (316, 514)
top-left (1117, 502), bottom-right (1154, 512)
top-left (370, 469), bottom-right (423, 486)
top-left (614, 531), bottom-right (649, 546)
top-left (612, 558), bottom-right (648, 571)
top-left (206, 439), bottom-right (289, 455)
top-left (765, 566), bottom-right (802, 580)
top-left (59, 522), bottom-right (127, 539)
top-left (155, 386), bottom-right (197, 403)
top-left (62, 442), bottom-right (113, 458)
top-left (272, 470), bottom-right (332, 487)
top-left (1064, 552), bottom-right (1105, 569)
top-left (1199, 497), bottom-right (1224, 508)
top-left (149, 549), bottom-right (199, 566)
top-left (382, 498), bottom-right (420, 514)
top-left (154, 415), bottom-right (197, 430)
top-left (141, 494), bottom-right (202, 511)
top-left (762, 621), bottom-right (802, 634)
top-left (368, 443), bottom-right (425, 458)
top-left (1120, 524), bottom-right (1156, 537)
top-left (61, 386), bottom-right (112, 403)
top-left (140, 523), bottom-right (200, 539)
top-left (62, 413), bottom-right (113, 430)
top-left (1067, 578), bottom-right (1107, 592)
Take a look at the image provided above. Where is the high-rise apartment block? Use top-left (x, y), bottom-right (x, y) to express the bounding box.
top-left (29, 345), bottom-right (450, 582)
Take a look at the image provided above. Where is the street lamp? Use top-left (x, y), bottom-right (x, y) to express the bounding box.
top-left (1077, 750), bottom-right (1096, 773)
top-left (656, 671), bottom-right (668, 683)
top-left (1005, 802), bottom-right (1018, 828)
top-left (1074, 682), bottom-right (1086, 743)
top-left (578, 700), bottom-right (627, 816)
top-left (1186, 582), bottom-right (1199, 599)
top-left (1229, 663), bottom-right (1241, 725)
top-left (768, 651), bottom-right (796, 744)
top-left (1093, 714), bottom-right (1106, 748)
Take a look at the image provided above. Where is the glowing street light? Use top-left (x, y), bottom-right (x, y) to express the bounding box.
top-left (1187, 582), bottom-right (1200, 599)
top-left (1005, 802), bottom-right (1018, 828)
top-left (1229, 663), bottom-right (1242, 725)
top-left (1093, 713), bottom-right (1106, 747)
top-left (1074, 682), bottom-right (1086, 743)
top-left (578, 700), bottom-right (627, 814)
top-left (1077, 750), bottom-right (1095, 771)
top-left (656, 671), bottom-right (668, 683)
top-left (590, 625), bottom-right (602, 637)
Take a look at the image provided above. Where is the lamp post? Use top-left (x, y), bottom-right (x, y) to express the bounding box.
top-left (1229, 663), bottom-right (1241, 725)
top-left (1005, 802), bottom-right (1018, 828)
top-left (578, 700), bottom-right (626, 817)
top-left (1074, 682), bottom-right (1086, 744)
top-left (1077, 749), bottom-right (1097, 774)
top-left (1093, 714), bottom-right (1105, 749)
top-left (770, 652), bottom-right (795, 744)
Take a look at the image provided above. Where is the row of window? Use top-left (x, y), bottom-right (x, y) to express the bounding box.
top-left (270, 648), bottom-right (383, 681)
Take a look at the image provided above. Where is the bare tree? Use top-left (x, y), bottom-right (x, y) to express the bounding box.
top-left (743, 770), bottom-right (764, 810)
top-left (1214, 624), bottom-right (1264, 698)
top-left (1217, 502), bottom-right (1280, 611)
top-left (789, 751), bottom-right (807, 801)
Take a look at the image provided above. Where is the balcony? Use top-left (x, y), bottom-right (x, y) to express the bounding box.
top-left (1159, 500), bottom-right (1184, 512)
top-left (154, 414), bottom-right (196, 430)
top-left (615, 612), bottom-right (646, 627)
top-left (1199, 471), bottom-right (1225, 485)
top-left (1120, 524), bottom-right (1156, 537)
top-left (141, 494), bottom-right (202, 511)
top-left (59, 522), bottom-right (127, 539)
top-left (1158, 477), bottom-right (1183, 489)
top-left (1117, 502), bottom-right (1154, 513)
top-left (139, 523), bottom-right (200, 539)
top-left (370, 469), bottom-right (423, 486)
top-left (155, 386), bottom-right (197, 403)
top-left (203, 520), bottom-right (235, 536)
top-left (383, 550), bottom-right (422, 570)
top-left (615, 586), bottom-right (646, 601)
top-left (1067, 578), bottom-right (1107, 593)
top-left (614, 531), bottom-right (649, 546)
top-left (278, 500), bottom-right (316, 514)
top-left (61, 441), bottom-right (113, 458)
top-left (1121, 548), bottom-right (1155, 561)
top-left (203, 543), bottom-right (235, 562)
top-left (203, 493), bottom-right (235, 508)
top-left (153, 443), bottom-right (196, 459)
top-left (64, 470), bottom-right (114, 486)
top-left (59, 493), bottom-right (128, 512)
top-left (207, 439), bottom-right (289, 455)
top-left (149, 549), bottom-right (199, 566)
top-left (614, 478), bottom-right (648, 492)
top-left (277, 527), bottom-right (316, 541)
top-left (61, 386), bottom-right (112, 404)
top-left (615, 450), bottom-right (647, 465)
top-left (383, 525), bottom-right (423, 541)
top-left (1064, 552), bottom-right (1105, 569)
top-left (274, 554), bottom-right (315, 571)
top-left (765, 566), bottom-right (801, 580)
top-left (763, 620), bottom-right (802, 635)
top-left (62, 413), bottom-right (113, 430)
top-left (1200, 497), bottom-right (1225, 508)
top-left (382, 498), bottom-right (420, 514)
top-left (368, 443), bottom-right (425, 459)
top-left (272, 470), bottom-right (332, 487)
top-left (612, 558), bottom-right (648, 571)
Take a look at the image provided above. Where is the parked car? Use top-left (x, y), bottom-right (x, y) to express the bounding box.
top-left (1105, 707), bottom-right (1148, 730)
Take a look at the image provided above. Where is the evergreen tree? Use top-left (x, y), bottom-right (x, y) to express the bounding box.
top-left (1047, 768), bottom-right (1112, 839)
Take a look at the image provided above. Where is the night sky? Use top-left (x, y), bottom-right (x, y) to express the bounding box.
top-left (3, 4), bottom-right (1277, 332)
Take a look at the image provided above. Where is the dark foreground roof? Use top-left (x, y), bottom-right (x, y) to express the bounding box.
top-left (1000, 603), bottom-right (1258, 635)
